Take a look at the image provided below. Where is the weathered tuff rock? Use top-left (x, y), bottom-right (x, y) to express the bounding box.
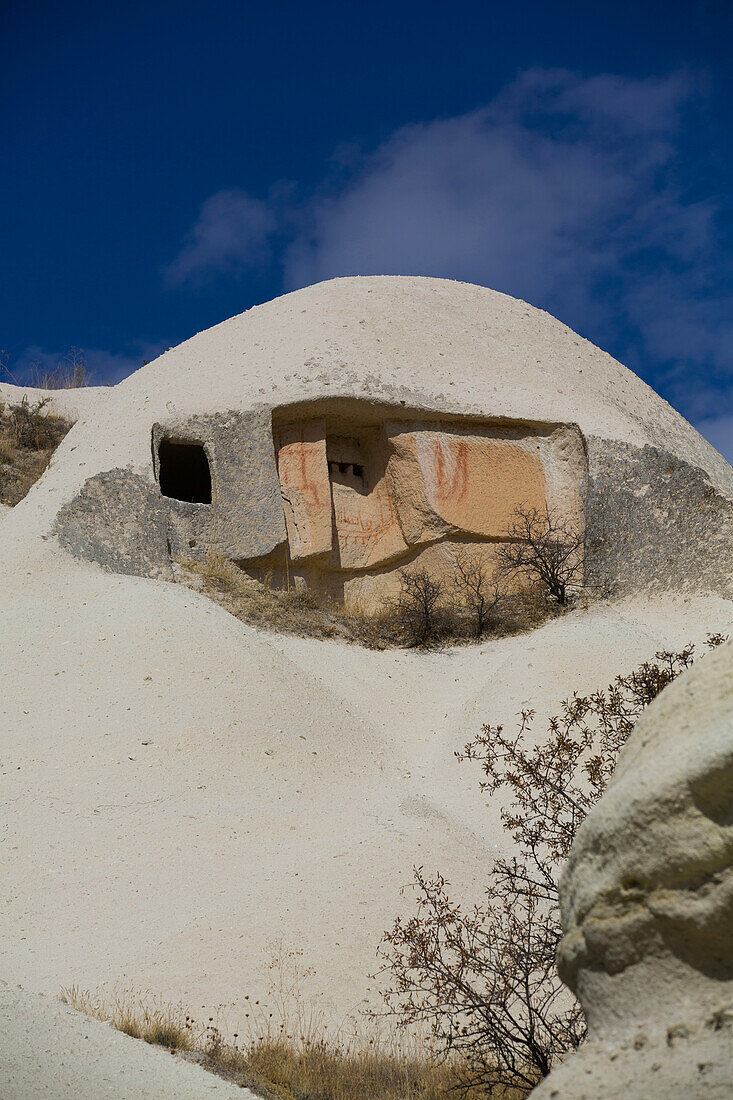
top-left (0, 276), bottom-right (729, 604)
top-left (531, 639), bottom-right (733, 1099)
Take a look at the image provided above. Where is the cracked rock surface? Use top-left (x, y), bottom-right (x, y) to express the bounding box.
top-left (532, 639), bottom-right (733, 1098)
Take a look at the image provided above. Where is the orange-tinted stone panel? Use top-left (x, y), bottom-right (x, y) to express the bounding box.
top-left (386, 424), bottom-right (547, 544)
top-left (275, 419), bottom-right (332, 561)
top-left (328, 430), bottom-right (408, 570)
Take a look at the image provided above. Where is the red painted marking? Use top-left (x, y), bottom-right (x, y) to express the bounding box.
top-left (334, 479), bottom-right (398, 550)
top-left (433, 439), bottom-right (468, 502)
top-left (276, 428), bottom-right (323, 508)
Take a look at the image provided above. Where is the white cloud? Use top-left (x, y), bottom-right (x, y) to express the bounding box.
top-left (284, 70), bottom-right (712, 342)
top-left (165, 189), bottom-right (278, 285)
top-left (167, 69), bottom-right (733, 434)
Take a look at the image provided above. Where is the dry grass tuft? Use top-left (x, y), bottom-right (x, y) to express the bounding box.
top-left (1, 346), bottom-right (89, 390)
top-left (176, 555), bottom-right (562, 651)
top-left (60, 987), bottom-right (195, 1050)
top-left (0, 397), bottom-right (73, 506)
top-left (60, 986), bottom-right (530, 1099)
top-left (240, 1033), bottom-right (520, 1099)
top-left (177, 553), bottom-right (405, 648)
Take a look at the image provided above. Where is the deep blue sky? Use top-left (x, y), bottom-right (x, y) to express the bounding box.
top-left (3, 0), bottom-right (733, 459)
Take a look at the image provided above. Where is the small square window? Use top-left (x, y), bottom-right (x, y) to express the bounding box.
top-left (158, 440), bottom-right (212, 504)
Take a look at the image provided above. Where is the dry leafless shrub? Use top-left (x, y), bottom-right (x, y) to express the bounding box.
top-left (497, 506), bottom-right (584, 606)
top-left (380, 636), bottom-right (726, 1094)
top-left (393, 568), bottom-right (448, 648)
top-left (450, 548), bottom-right (502, 639)
top-left (1, 346), bottom-right (89, 390)
top-left (179, 555), bottom-right (563, 652)
top-left (6, 395), bottom-right (69, 449)
top-left (47, 346), bottom-right (88, 389)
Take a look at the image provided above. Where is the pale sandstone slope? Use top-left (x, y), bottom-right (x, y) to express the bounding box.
top-left (0, 981), bottom-right (249, 1099)
top-left (0, 538), bottom-right (730, 1034)
top-left (0, 276), bottom-right (731, 1059)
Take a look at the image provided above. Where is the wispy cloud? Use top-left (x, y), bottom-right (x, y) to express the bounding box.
top-left (285, 71), bottom-right (725, 374)
top-left (286, 71), bottom-right (699, 296)
top-left (167, 69), bottom-right (733, 460)
top-left (165, 188), bottom-right (279, 286)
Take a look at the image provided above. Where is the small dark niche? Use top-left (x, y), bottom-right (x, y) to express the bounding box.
top-left (158, 440), bottom-right (212, 504)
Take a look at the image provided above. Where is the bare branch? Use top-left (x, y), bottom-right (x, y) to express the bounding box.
top-left (380, 641), bottom-right (708, 1093)
top-left (394, 568), bottom-right (446, 647)
top-left (496, 504), bottom-right (584, 605)
top-left (450, 547), bottom-right (502, 638)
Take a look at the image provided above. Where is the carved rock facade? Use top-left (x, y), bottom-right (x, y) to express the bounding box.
top-left (55, 399), bottom-right (586, 607)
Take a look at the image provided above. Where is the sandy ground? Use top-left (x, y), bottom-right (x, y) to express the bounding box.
top-left (1, 542), bottom-right (730, 1043)
top-left (0, 981), bottom-right (251, 1098)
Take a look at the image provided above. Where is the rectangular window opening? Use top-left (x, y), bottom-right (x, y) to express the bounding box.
top-left (158, 439), bottom-right (212, 504)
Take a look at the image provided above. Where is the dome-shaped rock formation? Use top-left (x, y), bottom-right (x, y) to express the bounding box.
top-left (3, 276), bottom-right (729, 604)
top-left (1, 277), bottom-right (731, 1049)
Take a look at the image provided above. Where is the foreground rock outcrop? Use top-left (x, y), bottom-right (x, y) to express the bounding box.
top-left (532, 638), bottom-right (733, 1098)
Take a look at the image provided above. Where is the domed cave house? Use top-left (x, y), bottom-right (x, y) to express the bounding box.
top-left (42, 277), bottom-right (732, 609)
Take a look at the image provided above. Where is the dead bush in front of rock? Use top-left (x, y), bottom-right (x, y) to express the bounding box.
top-left (497, 505), bottom-right (584, 606)
top-left (2, 345), bottom-right (89, 390)
top-left (380, 636), bottom-right (727, 1095)
top-left (178, 539), bottom-right (576, 646)
top-left (178, 552), bottom-right (567, 651)
top-left (450, 547), bottom-right (502, 639)
top-left (392, 568), bottom-right (448, 648)
top-left (8, 396), bottom-right (66, 449)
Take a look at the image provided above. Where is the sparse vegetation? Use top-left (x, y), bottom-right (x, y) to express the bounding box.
top-left (1, 345), bottom-right (89, 389)
top-left (61, 985), bottom-right (528, 1100)
top-left (177, 553), bottom-right (401, 646)
top-left (177, 552), bottom-right (563, 650)
top-left (450, 548), bottom-right (502, 639)
top-left (0, 396), bottom-right (73, 506)
top-left (497, 505), bottom-right (584, 606)
top-left (380, 635), bottom-right (727, 1093)
top-left (394, 568), bottom-right (447, 647)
